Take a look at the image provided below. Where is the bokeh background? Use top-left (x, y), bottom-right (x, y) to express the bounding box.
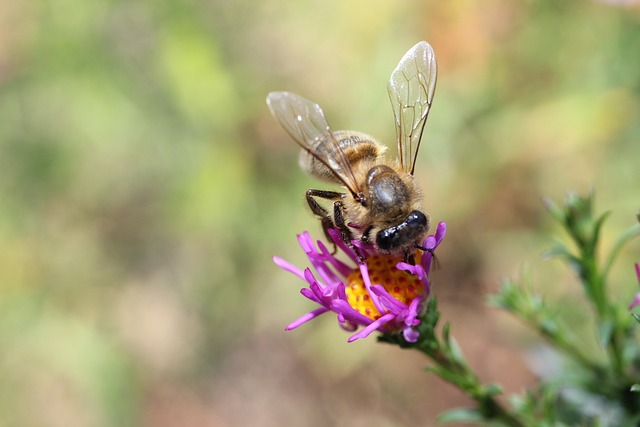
top-left (1, 0), bottom-right (640, 426)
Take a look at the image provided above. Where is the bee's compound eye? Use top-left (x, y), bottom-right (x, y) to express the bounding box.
top-left (376, 210), bottom-right (428, 252)
top-left (376, 227), bottom-right (396, 251)
top-left (406, 211), bottom-right (427, 229)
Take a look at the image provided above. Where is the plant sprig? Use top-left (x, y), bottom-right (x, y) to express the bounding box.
top-left (381, 193), bottom-right (640, 425)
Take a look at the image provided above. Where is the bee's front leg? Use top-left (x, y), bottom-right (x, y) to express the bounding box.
top-left (361, 225), bottom-right (374, 245)
top-left (403, 250), bottom-right (416, 265)
top-left (333, 201), bottom-right (364, 264)
top-left (306, 189), bottom-right (343, 252)
top-left (305, 189), bottom-right (364, 263)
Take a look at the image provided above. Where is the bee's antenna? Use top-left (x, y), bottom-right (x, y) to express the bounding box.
top-left (415, 244), bottom-right (439, 270)
top-left (353, 191), bottom-right (367, 206)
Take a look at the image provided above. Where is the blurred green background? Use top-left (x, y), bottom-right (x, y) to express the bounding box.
top-left (1, 0), bottom-right (639, 426)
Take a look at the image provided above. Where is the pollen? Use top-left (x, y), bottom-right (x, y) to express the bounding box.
top-left (345, 255), bottom-right (425, 321)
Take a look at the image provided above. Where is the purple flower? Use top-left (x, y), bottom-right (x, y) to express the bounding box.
top-left (274, 222), bottom-right (446, 342)
top-left (628, 263), bottom-right (640, 311)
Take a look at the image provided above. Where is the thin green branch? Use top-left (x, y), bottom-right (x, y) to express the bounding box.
top-left (380, 298), bottom-right (526, 427)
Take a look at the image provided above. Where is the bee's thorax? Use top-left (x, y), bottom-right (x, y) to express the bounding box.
top-left (366, 165), bottom-right (410, 219)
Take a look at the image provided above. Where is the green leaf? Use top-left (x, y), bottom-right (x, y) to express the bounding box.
top-left (485, 383), bottom-right (504, 396)
top-left (426, 366), bottom-right (459, 384)
top-left (597, 320), bottom-right (614, 347)
top-left (447, 335), bottom-right (466, 365)
top-left (588, 210), bottom-right (611, 254)
top-left (543, 197), bottom-right (564, 223)
top-left (539, 318), bottom-right (559, 336)
top-left (437, 408), bottom-right (484, 423)
top-left (489, 279), bottom-right (527, 312)
top-left (602, 223), bottom-right (640, 282)
top-left (631, 384), bottom-right (640, 392)
top-left (543, 243), bottom-right (572, 259)
top-left (442, 322), bottom-right (451, 345)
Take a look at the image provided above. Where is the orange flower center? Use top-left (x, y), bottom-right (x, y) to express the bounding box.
top-left (345, 255), bottom-right (425, 321)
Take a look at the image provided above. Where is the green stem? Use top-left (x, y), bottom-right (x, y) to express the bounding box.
top-left (581, 251), bottom-right (626, 377)
top-left (380, 321), bottom-right (526, 426)
top-left (609, 326), bottom-right (625, 377)
top-left (598, 224), bottom-right (640, 379)
top-left (575, 224), bottom-right (634, 378)
top-left (582, 256), bottom-right (607, 319)
top-left (534, 314), bottom-right (604, 375)
top-left (421, 347), bottom-right (526, 427)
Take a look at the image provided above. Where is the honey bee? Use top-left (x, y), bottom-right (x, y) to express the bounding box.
top-left (267, 41), bottom-right (437, 263)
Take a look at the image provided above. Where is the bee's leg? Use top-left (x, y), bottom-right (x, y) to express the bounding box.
top-left (333, 201), bottom-right (364, 264)
top-left (332, 201), bottom-right (352, 243)
top-left (306, 189), bottom-right (343, 251)
top-left (360, 225), bottom-right (374, 245)
top-left (403, 250), bottom-right (416, 265)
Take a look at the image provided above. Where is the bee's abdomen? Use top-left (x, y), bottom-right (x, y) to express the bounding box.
top-left (299, 131), bottom-right (384, 183)
top-left (336, 132), bottom-right (383, 162)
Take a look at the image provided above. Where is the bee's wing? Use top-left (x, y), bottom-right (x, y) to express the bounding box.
top-left (387, 41), bottom-right (437, 175)
top-left (266, 91), bottom-right (362, 195)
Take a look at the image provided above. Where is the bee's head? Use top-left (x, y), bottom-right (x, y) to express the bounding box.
top-left (376, 210), bottom-right (429, 254)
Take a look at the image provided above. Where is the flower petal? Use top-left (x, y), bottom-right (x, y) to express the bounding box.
top-left (405, 295), bottom-right (423, 322)
top-left (359, 263), bottom-right (386, 314)
top-left (286, 307), bottom-right (331, 330)
top-left (434, 222), bottom-right (447, 246)
top-left (403, 326), bottom-right (420, 342)
top-left (370, 284), bottom-right (407, 312)
top-left (332, 299), bottom-right (374, 326)
top-left (629, 263), bottom-right (640, 311)
top-left (396, 261), bottom-right (428, 283)
top-left (347, 313), bottom-right (397, 342)
top-left (327, 229), bottom-right (360, 263)
top-left (273, 256), bottom-right (305, 280)
top-left (317, 239), bottom-right (353, 277)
